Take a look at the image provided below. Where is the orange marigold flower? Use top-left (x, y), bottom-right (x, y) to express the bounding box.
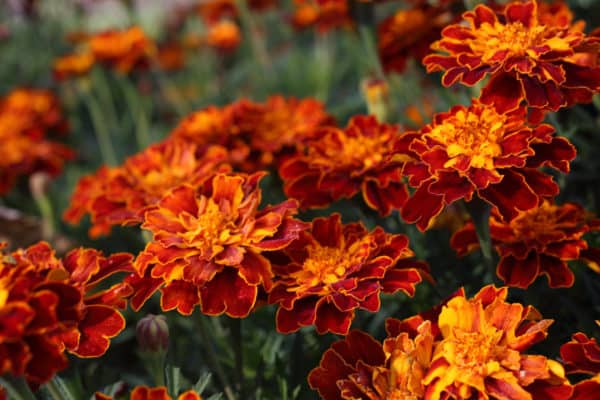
top-left (64, 139), bottom-right (230, 238)
top-left (269, 214), bottom-right (426, 335)
top-left (233, 95), bottom-right (335, 169)
top-left (452, 201), bottom-right (600, 288)
top-left (280, 115), bottom-right (410, 215)
top-left (378, 1), bottom-right (457, 74)
top-left (309, 285), bottom-right (571, 399)
top-left (0, 89), bottom-right (73, 195)
top-left (88, 26), bottom-right (156, 74)
top-left (0, 242), bottom-right (132, 385)
top-left (205, 20), bottom-right (241, 52)
top-left (400, 100), bottom-right (576, 231)
top-left (290, 0), bottom-right (351, 32)
top-left (423, 0), bottom-right (600, 113)
top-left (53, 52), bottom-right (95, 81)
top-left (129, 172), bottom-right (306, 317)
top-left (96, 386), bottom-right (201, 400)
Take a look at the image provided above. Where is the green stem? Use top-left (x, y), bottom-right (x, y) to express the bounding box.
top-left (234, 0), bottom-right (270, 69)
top-left (356, 20), bottom-right (385, 81)
top-left (90, 68), bottom-right (120, 137)
top-left (81, 91), bottom-right (118, 166)
top-left (230, 318), bottom-right (244, 397)
top-left (196, 315), bottom-right (237, 400)
top-left (34, 189), bottom-right (55, 240)
top-left (0, 376), bottom-right (36, 400)
top-left (464, 199), bottom-right (494, 269)
top-left (118, 75), bottom-right (152, 150)
top-left (151, 64), bottom-right (188, 118)
top-left (45, 375), bottom-right (77, 400)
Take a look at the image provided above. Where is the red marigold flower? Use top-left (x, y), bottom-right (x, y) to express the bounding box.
top-left (400, 100), bottom-right (576, 231)
top-left (88, 26), bottom-right (156, 74)
top-left (309, 285), bottom-right (572, 399)
top-left (290, 0), bottom-right (351, 32)
top-left (0, 242), bottom-right (132, 385)
top-left (378, 1), bottom-right (458, 74)
top-left (96, 386), bottom-right (201, 400)
top-left (280, 115), bottom-right (410, 215)
top-left (452, 200), bottom-right (600, 288)
top-left (269, 214), bottom-right (426, 335)
top-left (64, 139), bottom-right (230, 237)
top-left (233, 95), bottom-right (335, 170)
top-left (560, 328), bottom-right (600, 400)
top-left (423, 0), bottom-right (600, 113)
top-left (129, 172), bottom-right (306, 317)
top-left (0, 89), bottom-right (73, 195)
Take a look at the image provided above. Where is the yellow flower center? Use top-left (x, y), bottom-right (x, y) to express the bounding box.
top-left (428, 107), bottom-right (505, 171)
top-left (320, 134), bottom-right (389, 171)
top-left (450, 329), bottom-right (502, 369)
top-left (470, 21), bottom-right (570, 63)
top-left (183, 197), bottom-right (240, 258)
top-left (289, 238), bottom-right (370, 292)
top-left (509, 201), bottom-right (581, 241)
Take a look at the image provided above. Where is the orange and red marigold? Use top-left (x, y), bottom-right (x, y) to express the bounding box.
top-left (0, 88), bottom-right (73, 195)
top-left (423, 0), bottom-right (600, 113)
top-left (87, 26), bottom-right (156, 74)
top-left (400, 100), bottom-right (576, 231)
top-left (280, 115), bottom-right (410, 216)
top-left (451, 200), bottom-right (600, 288)
top-left (96, 386), bottom-right (201, 400)
top-left (309, 285), bottom-right (572, 399)
top-left (128, 172), bottom-right (306, 318)
top-left (268, 214), bottom-right (427, 335)
top-left (560, 326), bottom-right (600, 400)
top-left (64, 139), bottom-right (230, 237)
top-left (0, 242), bottom-right (132, 385)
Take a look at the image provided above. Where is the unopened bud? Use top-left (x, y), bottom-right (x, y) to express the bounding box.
top-left (136, 314), bottom-right (169, 353)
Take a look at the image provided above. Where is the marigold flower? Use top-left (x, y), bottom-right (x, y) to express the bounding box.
top-left (280, 115), bottom-right (410, 215)
top-left (560, 328), bottom-right (600, 400)
top-left (0, 242), bottom-right (133, 385)
top-left (423, 0), bottom-right (600, 113)
top-left (452, 200), bottom-right (600, 288)
top-left (64, 139), bottom-right (230, 237)
top-left (88, 26), bottom-right (156, 74)
top-left (205, 20), bottom-right (241, 52)
top-left (400, 100), bottom-right (576, 231)
top-left (269, 214), bottom-right (426, 335)
top-left (129, 172), bottom-right (306, 317)
top-left (234, 95), bottom-right (335, 169)
top-left (290, 0), bottom-right (351, 32)
top-left (96, 386), bottom-right (201, 400)
top-left (53, 52), bottom-right (95, 80)
top-left (378, 2), bottom-right (456, 74)
top-left (0, 89), bottom-right (73, 195)
top-left (309, 285), bottom-right (572, 399)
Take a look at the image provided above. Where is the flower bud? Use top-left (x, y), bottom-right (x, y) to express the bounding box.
top-left (136, 314), bottom-right (169, 353)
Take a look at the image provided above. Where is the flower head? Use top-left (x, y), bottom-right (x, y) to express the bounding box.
top-left (400, 100), bottom-right (576, 231)
top-left (269, 214), bottom-right (426, 335)
top-left (96, 386), bottom-right (201, 400)
top-left (205, 20), bottom-right (241, 52)
top-left (53, 52), bottom-right (95, 80)
top-left (64, 139), bottom-right (230, 237)
top-left (290, 0), bottom-right (351, 32)
top-left (88, 26), bottom-right (156, 74)
top-left (452, 200), bottom-right (600, 288)
top-left (0, 242), bottom-right (133, 385)
top-left (423, 0), bottom-right (600, 112)
top-left (129, 172), bottom-right (306, 317)
top-left (0, 89), bottom-right (73, 195)
top-left (308, 285), bottom-right (572, 399)
top-left (280, 115), bottom-right (410, 215)
top-left (378, 1), bottom-right (456, 74)
top-left (560, 328), bottom-right (600, 400)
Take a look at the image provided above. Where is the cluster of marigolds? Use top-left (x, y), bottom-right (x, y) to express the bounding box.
top-left (2, 0), bottom-right (600, 399)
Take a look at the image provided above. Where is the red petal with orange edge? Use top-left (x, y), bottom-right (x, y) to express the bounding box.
top-left (381, 269), bottom-right (422, 295)
top-left (497, 253), bottom-right (539, 288)
top-left (178, 391), bottom-right (201, 400)
top-left (315, 300), bottom-right (353, 335)
top-left (238, 251), bottom-right (272, 288)
top-left (480, 73), bottom-right (523, 113)
top-left (450, 222), bottom-right (479, 256)
top-left (160, 280), bottom-right (199, 315)
top-left (570, 380), bottom-right (600, 400)
top-left (479, 170), bottom-right (538, 221)
top-left (127, 273), bottom-right (163, 311)
top-left (0, 303), bottom-right (35, 339)
top-left (401, 182), bottom-right (445, 231)
top-left (276, 297), bottom-right (317, 333)
top-left (308, 348), bottom-right (355, 400)
top-left (71, 305), bottom-right (125, 357)
top-left (200, 268), bottom-right (257, 317)
top-left (25, 335), bottom-right (67, 384)
top-left (540, 254), bottom-right (574, 288)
